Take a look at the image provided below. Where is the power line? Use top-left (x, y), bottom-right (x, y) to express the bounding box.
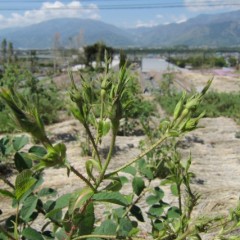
top-left (0, 1), bottom-right (239, 11)
top-left (0, 5), bottom-right (240, 11)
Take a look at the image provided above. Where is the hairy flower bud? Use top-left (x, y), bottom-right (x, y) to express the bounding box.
top-left (173, 92), bottom-right (186, 121)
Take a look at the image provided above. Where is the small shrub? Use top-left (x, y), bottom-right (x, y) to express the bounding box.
top-left (0, 64), bottom-right (63, 132)
top-left (0, 62), bottom-right (239, 240)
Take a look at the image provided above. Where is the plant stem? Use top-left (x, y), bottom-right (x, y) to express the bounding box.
top-left (72, 234), bottom-right (145, 240)
top-left (36, 205), bottom-right (63, 228)
top-left (96, 129), bottom-right (117, 187)
top-left (123, 184), bottom-right (150, 218)
top-left (70, 165), bottom-right (96, 192)
top-left (83, 123), bottom-right (102, 169)
top-left (105, 134), bottom-right (168, 178)
top-left (175, 226), bottom-right (195, 240)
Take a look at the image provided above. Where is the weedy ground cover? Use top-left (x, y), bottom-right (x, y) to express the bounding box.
top-left (0, 64), bottom-right (63, 133)
top-left (0, 58), bottom-right (240, 240)
top-left (158, 90), bottom-right (240, 123)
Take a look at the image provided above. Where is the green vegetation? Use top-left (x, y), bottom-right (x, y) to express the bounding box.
top-left (0, 64), bottom-right (63, 132)
top-left (0, 59), bottom-right (240, 240)
top-left (168, 55), bottom-right (228, 68)
top-left (158, 91), bottom-right (240, 121)
top-left (84, 42), bottom-right (114, 68)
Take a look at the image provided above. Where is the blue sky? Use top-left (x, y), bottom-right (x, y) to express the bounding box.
top-left (0, 0), bottom-right (239, 29)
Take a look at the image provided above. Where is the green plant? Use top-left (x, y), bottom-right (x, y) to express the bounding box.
top-left (0, 62), bottom-right (239, 240)
top-left (157, 90), bottom-right (240, 122)
top-left (0, 64), bottom-right (63, 132)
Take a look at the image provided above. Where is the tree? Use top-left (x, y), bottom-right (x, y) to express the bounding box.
top-left (214, 56), bottom-right (226, 68)
top-left (229, 56), bottom-right (237, 67)
top-left (84, 42), bottom-right (114, 67)
top-left (7, 41), bottom-right (14, 63)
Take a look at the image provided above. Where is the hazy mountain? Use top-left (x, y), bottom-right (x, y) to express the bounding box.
top-left (133, 10), bottom-right (240, 47)
top-left (0, 18), bottom-right (135, 49)
top-left (1, 10), bottom-right (240, 49)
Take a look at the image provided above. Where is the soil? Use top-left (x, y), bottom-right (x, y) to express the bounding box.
top-left (1, 69), bottom-right (240, 239)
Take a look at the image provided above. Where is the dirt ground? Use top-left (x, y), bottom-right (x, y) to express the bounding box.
top-left (1, 69), bottom-right (240, 239)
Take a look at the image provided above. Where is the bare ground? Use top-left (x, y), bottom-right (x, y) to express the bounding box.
top-left (1, 70), bottom-right (240, 239)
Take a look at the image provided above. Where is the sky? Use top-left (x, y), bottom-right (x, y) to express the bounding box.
top-left (0, 0), bottom-right (240, 29)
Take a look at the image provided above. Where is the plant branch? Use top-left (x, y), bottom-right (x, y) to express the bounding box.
top-left (97, 129), bottom-right (117, 186)
top-left (83, 122), bottom-right (102, 168)
top-left (105, 134), bottom-right (168, 178)
top-left (123, 184), bottom-right (150, 218)
top-left (36, 205), bottom-right (63, 228)
top-left (70, 165), bottom-right (96, 192)
top-left (72, 234), bottom-right (145, 240)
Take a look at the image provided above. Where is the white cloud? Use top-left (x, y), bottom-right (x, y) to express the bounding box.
top-left (173, 15), bottom-right (187, 24)
top-left (135, 20), bottom-right (158, 28)
top-left (135, 14), bottom-right (188, 28)
top-left (0, 1), bottom-right (100, 29)
top-left (184, 0), bottom-right (240, 12)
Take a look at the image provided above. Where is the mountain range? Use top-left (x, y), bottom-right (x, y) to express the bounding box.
top-left (1, 10), bottom-right (240, 49)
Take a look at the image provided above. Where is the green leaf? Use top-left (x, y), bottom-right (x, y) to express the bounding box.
top-left (38, 188), bottom-right (57, 197)
top-left (119, 176), bottom-right (129, 185)
top-left (14, 152), bottom-right (32, 172)
top-left (20, 195), bottom-right (38, 222)
top-left (45, 208), bottom-right (62, 220)
top-left (146, 187), bottom-right (164, 205)
top-left (0, 232), bottom-right (8, 240)
top-left (74, 202), bottom-right (95, 236)
top-left (22, 227), bottom-right (44, 240)
top-left (98, 120), bottom-right (111, 137)
top-left (0, 136), bottom-right (12, 155)
top-left (0, 189), bottom-right (15, 199)
top-left (153, 219), bottom-right (164, 231)
top-left (188, 234), bottom-right (202, 240)
top-left (140, 166), bottom-right (154, 180)
top-left (148, 205), bottom-right (164, 217)
top-left (167, 206), bottom-right (181, 219)
top-left (105, 179), bottom-right (122, 192)
top-left (43, 200), bottom-right (55, 213)
top-left (118, 218), bottom-right (134, 237)
top-left (93, 219), bottom-right (117, 237)
top-left (45, 193), bottom-right (71, 218)
top-left (15, 170), bottom-right (36, 200)
top-left (132, 177), bottom-right (145, 196)
top-left (121, 165), bottom-right (136, 176)
top-left (55, 228), bottom-right (68, 240)
top-left (93, 192), bottom-right (129, 206)
top-left (29, 146), bottom-right (47, 157)
top-left (130, 205), bottom-right (144, 222)
top-left (53, 194), bottom-right (70, 209)
top-left (12, 135), bottom-right (28, 151)
top-left (160, 179), bottom-right (174, 186)
top-left (112, 207), bottom-right (125, 218)
top-left (171, 184), bottom-right (179, 197)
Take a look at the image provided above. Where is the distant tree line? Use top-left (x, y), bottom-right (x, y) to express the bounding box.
top-left (83, 42), bottom-right (114, 67)
top-left (1, 38), bottom-right (15, 65)
top-left (168, 55), bottom-right (238, 69)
